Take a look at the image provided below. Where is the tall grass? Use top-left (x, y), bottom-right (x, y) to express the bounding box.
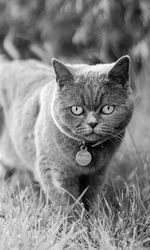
top-left (0, 173), bottom-right (150, 250)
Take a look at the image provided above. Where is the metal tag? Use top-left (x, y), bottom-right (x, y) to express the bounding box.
top-left (76, 144), bottom-right (92, 166)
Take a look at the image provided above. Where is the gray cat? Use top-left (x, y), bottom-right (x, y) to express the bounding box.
top-left (0, 56), bottom-right (134, 211)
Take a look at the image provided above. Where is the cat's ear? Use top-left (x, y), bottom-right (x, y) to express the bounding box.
top-left (52, 58), bottom-right (73, 88)
top-left (108, 55), bottom-right (130, 86)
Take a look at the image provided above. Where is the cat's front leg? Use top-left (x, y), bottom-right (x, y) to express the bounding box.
top-left (84, 167), bottom-right (107, 213)
top-left (36, 160), bottom-right (83, 217)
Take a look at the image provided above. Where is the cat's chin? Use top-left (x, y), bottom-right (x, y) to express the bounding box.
top-left (80, 133), bottom-right (105, 143)
top-left (71, 130), bottom-right (107, 144)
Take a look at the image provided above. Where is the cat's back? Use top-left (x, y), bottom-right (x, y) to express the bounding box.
top-left (0, 59), bottom-right (55, 105)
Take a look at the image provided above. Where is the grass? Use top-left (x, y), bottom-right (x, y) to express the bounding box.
top-left (0, 165), bottom-right (150, 250)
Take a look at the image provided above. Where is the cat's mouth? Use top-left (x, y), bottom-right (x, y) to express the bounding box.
top-left (77, 131), bottom-right (107, 143)
top-left (85, 134), bottom-right (107, 143)
top-left (72, 126), bottom-right (109, 143)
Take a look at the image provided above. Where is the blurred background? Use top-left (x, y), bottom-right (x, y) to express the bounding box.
top-left (0, 0), bottom-right (149, 67)
top-left (0, 0), bottom-right (150, 192)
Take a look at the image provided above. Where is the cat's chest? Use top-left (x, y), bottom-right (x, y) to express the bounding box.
top-left (49, 125), bottom-right (120, 173)
top-left (55, 138), bottom-right (111, 173)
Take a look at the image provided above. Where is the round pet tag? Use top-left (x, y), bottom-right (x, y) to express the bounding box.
top-left (76, 146), bottom-right (92, 166)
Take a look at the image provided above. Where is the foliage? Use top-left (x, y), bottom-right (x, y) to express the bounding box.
top-left (0, 0), bottom-right (149, 68)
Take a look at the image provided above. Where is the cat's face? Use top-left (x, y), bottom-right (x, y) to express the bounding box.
top-left (51, 56), bottom-right (134, 144)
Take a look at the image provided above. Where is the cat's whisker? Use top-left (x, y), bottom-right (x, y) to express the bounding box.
top-left (102, 132), bottom-right (122, 147)
top-left (96, 127), bottom-right (125, 146)
top-left (92, 124), bottom-right (120, 145)
top-left (101, 126), bottom-right (124, 138)
top-left (74, 126), bottom-right (93, 136)
top-left (110, 135), bottom-right (126, 146)
top-left (111, 129), bottom-right (129, 143)
top-left (110, 138), bottom-right (120, 148)
top-left (107, 133), bottom-right (123, 143)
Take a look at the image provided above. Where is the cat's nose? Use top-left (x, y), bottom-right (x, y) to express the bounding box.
top-left (85, 112), bottom-right (98, 129)
top-left (88, 121), bottom-right (98, 129)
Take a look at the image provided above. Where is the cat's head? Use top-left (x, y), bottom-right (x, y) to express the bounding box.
top-left (51, 56), bottom-right (134, 144)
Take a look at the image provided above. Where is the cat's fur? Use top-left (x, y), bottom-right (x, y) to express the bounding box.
top-left (0, 56), bottom-right (134, 211)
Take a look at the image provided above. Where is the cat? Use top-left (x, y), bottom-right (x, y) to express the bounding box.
top-left (0, 56), bottom-right (134, 212)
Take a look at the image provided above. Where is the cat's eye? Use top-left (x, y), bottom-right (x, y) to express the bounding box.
top-left (71, 106), bottom-right (84, 116)
top-left (101, 105), bottom-right (115, 115)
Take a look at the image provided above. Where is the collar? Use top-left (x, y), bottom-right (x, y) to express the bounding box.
top-left (80, 140), bottom-right (104, 150)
